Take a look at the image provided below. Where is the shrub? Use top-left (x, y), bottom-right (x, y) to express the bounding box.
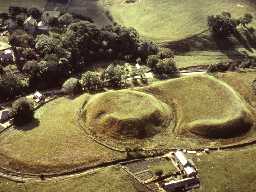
top-left (80, 71), bottom-right (103, 91)
top-left (157, 48), bottom-right (174, 59)
top-left (146, 55), bottom-right (160, 68)
top-left (102, 64), bottom-right (129, 88)
top-left (252, 79), bottom-right (256, 95)
top-left (154, 58), bottom-right (179, 79)
top-left (239, 13), bottom-right (253, 27)
top-left (62, 77), bottom-right (82, 95)
top-left (12, 97), bottom-right (34, 126)
top-left (58, 13), bottom-right (74, 26)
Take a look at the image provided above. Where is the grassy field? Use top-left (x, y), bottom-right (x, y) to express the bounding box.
top-left (175, 51), bottom-right (231, 69)
top-left (0, 94), bottom-right (125, 174)
top-left (194, 146), bottom-right (256, 192)
top-left (102, 0), bottom-right (256, 41)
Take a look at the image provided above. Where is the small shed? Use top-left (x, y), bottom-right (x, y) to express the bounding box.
top-left (0, 109), bottom-right (11, 123)
top-left (33, 91), bottom-right (45, 103)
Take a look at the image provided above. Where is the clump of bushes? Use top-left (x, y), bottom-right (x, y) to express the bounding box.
top-left (146, 48), bottom-right (179, 79)
top-left (80, 71), bottom-right (103, 92)
top-left (12, 97), bottom-right (34, 126)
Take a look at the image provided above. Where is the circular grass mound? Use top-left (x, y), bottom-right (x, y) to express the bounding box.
top-left (81, 90), bottom-right (173, 139)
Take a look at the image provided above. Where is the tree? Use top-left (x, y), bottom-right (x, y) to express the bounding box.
top-left (9, 30), bottom-right (35, 48)
top-left (146, 54), bottom-right (160, 68)
top-left (0, 74), bottom-right (24, 101)
top-left (12, 97), bottom-right (34, 126)
top-left (35, 34), bottom-right (62, 56)
top-left (80, 71), bottom-right (103, 91)
top-left (208, 12), bottom-right (237, 38)
top-left (58, 13), bottom-right (73, 26)
top-left (239, 13), bottom-right (253, 28)
top-left (28, 7), bottom-right (42, 20)
top-left (154, 169), bottom-right (163, 178)
top-left (154, 58), bottom-right (179, 79)
top-left (62, 77), bottom-right (82, 95)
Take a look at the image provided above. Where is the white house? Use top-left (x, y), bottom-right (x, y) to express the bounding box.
top-left (24, 16), bottom-right (38, 34)
top-left (33, 91), bottom-right (45, 103)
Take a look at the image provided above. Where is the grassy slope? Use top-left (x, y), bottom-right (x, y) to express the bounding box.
top-left (141, 74), bottom-right (253, 137)
top-left (104, 0), bottom-right (256, 41)
top-left (216, 71), bottom-right (256, 109)
top-left (0, 94), bottom-right (125, 174)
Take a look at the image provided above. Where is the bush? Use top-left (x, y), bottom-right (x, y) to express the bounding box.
top-left (146, 55), bottom-right (160, 68)
top-left (252, 79), bottom-right (256, 95)
top-left (102, 64), bottom-right (129, 88)
top-left (62, 77), bottom-right (82, 95)
top-left (157, 48), bottom-right (174, 59)
top-left (154, 58), bottom-right (179, 79)
top-left (58, 13), bottom-right (73, 26)
top-left (80, 71), bottom-right (103, 91)
top-left (12, 97), bottom-right (34, 126)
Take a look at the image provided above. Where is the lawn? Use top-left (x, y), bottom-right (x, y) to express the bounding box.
top-left (102, 0), bottom-right (256, 41)
top-left (0, 94), bottom-right (125, 174)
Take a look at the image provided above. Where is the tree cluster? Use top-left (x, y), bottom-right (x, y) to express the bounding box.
top-left (207, 12), bottom-right (254, 38)
top-left (147, 48), bottom-right (179, 79)
top-left (0, 6), bottom-right (160, 101)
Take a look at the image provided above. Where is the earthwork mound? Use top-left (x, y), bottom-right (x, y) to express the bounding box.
top-left (81, 90), bottom-right (174, 139)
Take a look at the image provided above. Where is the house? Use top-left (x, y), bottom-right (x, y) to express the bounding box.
top-left (41, 11), bottom-right (61, 25)
top-left (24, 16), bottom-right (38, 34)
top-left (33, 91), bottom-right (45, 103)
top-left (0, 49), bottom-right (14, 64)
top-left (37, 21), bottom-right (49, 33)
top-left (0, 109), bottom-right (11, 123)
top-left (163, 177), bottom-right (200, 192)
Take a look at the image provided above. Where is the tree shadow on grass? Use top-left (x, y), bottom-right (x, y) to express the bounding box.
top-left (233, 29), bottom-right (254, 53)
top-left (13, 118), bottom-right (40, 131)
top-left (243, 28), bottom-right (256, 50)
top-left (213, 35), bottom-right (247, 61)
